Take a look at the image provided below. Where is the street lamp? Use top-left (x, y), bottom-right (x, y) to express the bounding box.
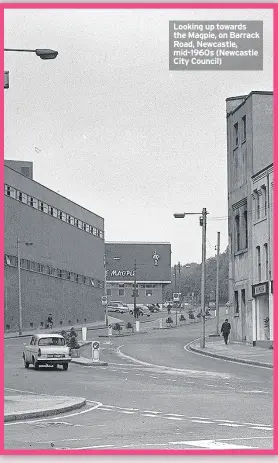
top-left (17, 238), bottom-right (33, 335)
top-left (4, 48), bottom-right (58, 60)
top-left (103, 255), bottom-right (120, 326)
top-left (173, 209), bottom-right (208, 348)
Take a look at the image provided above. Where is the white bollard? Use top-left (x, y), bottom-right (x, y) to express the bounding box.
top-left (92, 341), bottom-right (100, 362)
top-left (135, 321), bottom-right (140, 332)
top-left (108, 324), bottom-right (112, 336)
top-left (159, 318), bottom-right (163, 329)
top-left (82, 327), bottom-right (87, 341)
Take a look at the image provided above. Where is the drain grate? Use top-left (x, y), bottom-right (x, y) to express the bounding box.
top-left (31, 421), bottom-right (75, 428)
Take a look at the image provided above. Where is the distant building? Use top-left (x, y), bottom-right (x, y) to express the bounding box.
top-left (226, 91), bottom-right (273, 347)
top-left (105, 242), bottom-right (171, 305)
top-left (4, 161), bottom-right (105, 331)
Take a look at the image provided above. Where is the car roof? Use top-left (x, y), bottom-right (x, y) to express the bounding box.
top-left (33, 333), bottom-right (64, 339)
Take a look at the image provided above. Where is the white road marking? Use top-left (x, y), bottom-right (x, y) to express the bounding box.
top-left (242, 390), bottom-right (270, 394)
top-left (117, 407), bottom-right (139, 411)
top-left (142, 414), bottom-right (160, 417)
top-left (98, 408), bottom-right (113, 411)
top-left (163, 417), bottom-right (185, 421)
top-left (169, 440), bottom-right (256, 449)
top-left (165, 414), bottom-right (184, 417)
top-left (251, 426), bottom-right (273, 431)
top-left (118, 410), bottom-right (135, 414)
top-left (214, 419), bottom-right (238, 423)
top-left (217, 423), bottom-right (245, 427)
top-left (191, 420), bottom-right (215, 424)
top-left (189, 416), bottom-right (212, 420)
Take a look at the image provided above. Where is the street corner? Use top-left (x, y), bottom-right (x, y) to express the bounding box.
top-left (4, 394), bottom-right (86, 423)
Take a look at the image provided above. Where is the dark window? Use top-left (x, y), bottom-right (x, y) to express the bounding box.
top-left (5, 185), bottom-right (10, 196)
top-left (119, 288), bottom-right (125, 296)
top-left (242, 115), bottom-right (246, 141)
top-left (241, 289), bottom-right (246, 310)
top-left (243, 210), bottom-right (248, 248)
top-left (264, 243), bottom-right (268, 280)
top-left (235, 215), bottom-right (240, 252)
top-left (261, 185), bottom-right (267, 217)
top-left (146, 289), bottom-right (153, 297)
top-left (234, 122), bottom-right (239, 147)
top-left (234, 291), bottom-right (239, 314)
top-left (107, 289), bottom-right (112, 296)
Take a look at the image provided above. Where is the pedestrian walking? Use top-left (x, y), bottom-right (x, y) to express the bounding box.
top-left (134, 306), bottom-right (139, 319)
top-left (167, 304), bottom-right (171, 315)
top-left (221, 319), bottom-right (231, 345)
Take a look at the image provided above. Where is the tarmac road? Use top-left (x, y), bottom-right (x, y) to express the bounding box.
top-left (4, 314), bottom-right (273, 451)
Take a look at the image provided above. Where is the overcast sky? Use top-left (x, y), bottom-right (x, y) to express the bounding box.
top-left (4, 8), bottom-right (273, 265)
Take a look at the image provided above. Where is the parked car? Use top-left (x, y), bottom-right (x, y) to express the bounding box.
top-left (107, 302), bottom-right (132, 314)
top-left (110, 301), bottom-right (129, 308)
top-left (147, 304), bottom-right (161, 313)
top-left (130, 305), bottom-right (151, 317)
top-left (23, 334), bottom-right (72, 370)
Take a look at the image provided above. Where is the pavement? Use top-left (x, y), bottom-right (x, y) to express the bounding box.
top-left (4, 393), bottom-right (86, 422)
top-left (188, 337), bottom-right (273, 368)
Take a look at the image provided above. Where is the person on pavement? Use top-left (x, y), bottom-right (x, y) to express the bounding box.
top-left (47, 314), bottom-right (53, 329)
top-left (167, 304), bottom-right (171, 315)
top-left (221, 319), bottom-right (231, 345)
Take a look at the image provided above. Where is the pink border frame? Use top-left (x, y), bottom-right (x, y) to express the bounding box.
top-left (1, 2), bottom-right (276, 456)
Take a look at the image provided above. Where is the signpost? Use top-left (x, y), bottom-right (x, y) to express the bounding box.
top-left (92, 341), bottom-right (100, 362)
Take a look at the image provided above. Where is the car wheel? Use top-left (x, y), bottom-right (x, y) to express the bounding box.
top-left (53, 364), bottom-right (58, 370)
top-left (63, 363), bottom-right (69, 371)
top-left (34, 361), bottom-right (39, 370)
top-left (23, 354), bottom-right (29, 368)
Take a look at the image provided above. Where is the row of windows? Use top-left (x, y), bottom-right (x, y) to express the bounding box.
top-left (4, 184), bottom-right (104, 239)
top-left (107, 283), bottom-right (159, 289)
top-left (4, 254), bottom-right (104, 288)
top-left (234, 207), bottom-right (248, 252)
top-left (233, 115), bottom-right (246, 148)
top-left (234, 288), bottom-right (246, 315)
top-left (107, 288), bottom-right (154, 297)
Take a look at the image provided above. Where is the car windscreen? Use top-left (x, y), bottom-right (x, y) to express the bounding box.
top-left (38, 337), bottom-right (65, 346)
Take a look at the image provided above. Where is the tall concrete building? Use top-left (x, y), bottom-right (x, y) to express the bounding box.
top-left (4, 161), bottom-right (105, 331)
top-left (226, 91), bottom-right (273, 347)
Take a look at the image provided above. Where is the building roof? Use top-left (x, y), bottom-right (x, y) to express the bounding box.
top-left (4, 162), bottom-right (104, 221)
top-left (226, 91), bottom-right (273, 116)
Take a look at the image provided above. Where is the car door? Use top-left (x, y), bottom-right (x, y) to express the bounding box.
top-left (25, 336), bottom-right (35, 362)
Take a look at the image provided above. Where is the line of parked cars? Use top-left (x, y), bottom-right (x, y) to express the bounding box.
top-left (107, 301), bottom-right (162, 316)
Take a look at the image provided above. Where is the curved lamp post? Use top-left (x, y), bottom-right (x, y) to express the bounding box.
top-left (4, 48), bottom-right (58, 60)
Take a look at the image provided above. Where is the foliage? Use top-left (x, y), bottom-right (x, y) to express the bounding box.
top-left (166, 247), bottom-right (229, 304)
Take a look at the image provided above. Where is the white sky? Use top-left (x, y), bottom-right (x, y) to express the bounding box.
top-left (4, 8), bottom-right (273, 264)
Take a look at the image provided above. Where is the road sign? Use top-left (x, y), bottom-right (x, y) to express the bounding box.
top-left (102, 296), bottom-right (108, 306)
top-left (93, 341), bottom-right (100, 350)
top-left (173, 292), bottom-right (181, 302)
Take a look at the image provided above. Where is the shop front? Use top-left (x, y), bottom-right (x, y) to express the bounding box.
top-left (252, 282), bottom-right (273, 347)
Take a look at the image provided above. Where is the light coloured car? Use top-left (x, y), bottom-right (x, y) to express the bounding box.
top-left (23, 333), bottom-right (72, 371)
top-left (107, 302), bottom-right (132, 314)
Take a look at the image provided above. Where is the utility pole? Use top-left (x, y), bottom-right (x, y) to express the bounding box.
top-left (133, 259), bottom-right (137, 317)
top-left (17, 237), bottom-right (23, 335)
top-left (200, 208), bottom-right (207, 349)
top-left (178, 261), bottom-right (181, 295)
top-left (174, 265), bottom-right (177, 293)
top-left (215, 232), bottom-right (220, 335)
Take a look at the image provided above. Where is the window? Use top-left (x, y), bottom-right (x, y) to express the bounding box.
top-left (256, 246), bottom-right (261, 281)
top-left (93, 227), bottom-right (97, 236)
top-left (17, 191), bottom-right (23, 202)
top-left (241, 289), bottom-right (246, 311)
top-left (119, 284), bottom-right (124, 288)
top-left (242, 115), bottom-right (246, 141)
top-left (5, 185), bottom-right (10, 196)
top-left (100, 231), bottom-right (104, 239)
top-left (75, 274), bottom-right (79, 283)
top-left (107, 288), bottom-right (112, 296)
top-left (21, 259), bottom-right (30, 270)
top-left (146, 289), bottom-right (153, 297)
top-left (261, 185), bottom-right (267, 217)
top-left (234, 122), bottom-right (239, 147)
top-left (119, 288), bottom-right (125, 296)
top-left (243, 209), bottom-right (248, 248)
top-left (30, 261), bottom-right (40, 272)
top-left (256, 191), bottom-right (260, 220)
top-left (234, 291), bottom-right (239, 314)
top-left (28, 196), bottom-right (38, 208)
top-left (235, 215), bottom-right (240, 252)
top-left (264, 243), bottom-right (269, 280)
top-left (49, 206), bottom-right (57, 218)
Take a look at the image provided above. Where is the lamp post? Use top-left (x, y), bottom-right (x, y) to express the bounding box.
top-left (133, 259), bottom-right (137, 317)
top-left (4, 48), bottom-right (58, 59)
top-left (173, 209), bottom-right (208, 348)
top-left (103, 255), bottom-right (120, 326)
top-left (17, 238), bottom-right (33, 335)
top-left (4, 48), bottom-right (58, 89)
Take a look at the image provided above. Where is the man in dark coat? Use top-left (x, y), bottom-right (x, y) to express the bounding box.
top-left (221, 319), bottom-right (231, 345)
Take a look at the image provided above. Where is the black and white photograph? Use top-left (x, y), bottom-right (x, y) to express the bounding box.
top-left (3, 5), bottom-right (274, 454)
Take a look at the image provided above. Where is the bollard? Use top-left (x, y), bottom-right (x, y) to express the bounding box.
top-left (159, 318), bottom-right (163, 329)
top-left (82, 326), bottom-right (87, 341)
top-left (108, 324), bottom-right (112, 336)
top-left (135, 321), bottom-right (140, 332)
top-left (92, 341), bottom-right (100, 362)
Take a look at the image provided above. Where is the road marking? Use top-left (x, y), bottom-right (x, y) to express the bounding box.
top-left (242, 390), bottom-right (270, 394)
top-left (118, 410), bottom-right (135, 414)
top-left (150, 376), bottom-right (157, 379)
top-left (163, 416), bottom-right (185, 421)
top-left (169, 440), bottom-right (256, 449)
top-left (165, 414), bottom-right (184, 417)
top-left (142, 414), bottom-right (160, 417)
top-left (191, 420), bottom-right (215, 424)
top-left (189, 416), bottom-right (212, 420)
top-left (251, 426), bottom-right (273, 431)
top-left (217, 423), bottom-right (245, 427)
top-left (213, 419), bottom-right (238, 423)
top-left (117, 407), bottom-right (139, 411)
top-left (98, 408), bottom-right (113, 411)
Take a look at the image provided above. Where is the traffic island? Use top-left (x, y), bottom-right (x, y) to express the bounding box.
top-left (71, 357), bottom-right (108, 366)
top-left (4, 394), bottom-right (86, 422)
